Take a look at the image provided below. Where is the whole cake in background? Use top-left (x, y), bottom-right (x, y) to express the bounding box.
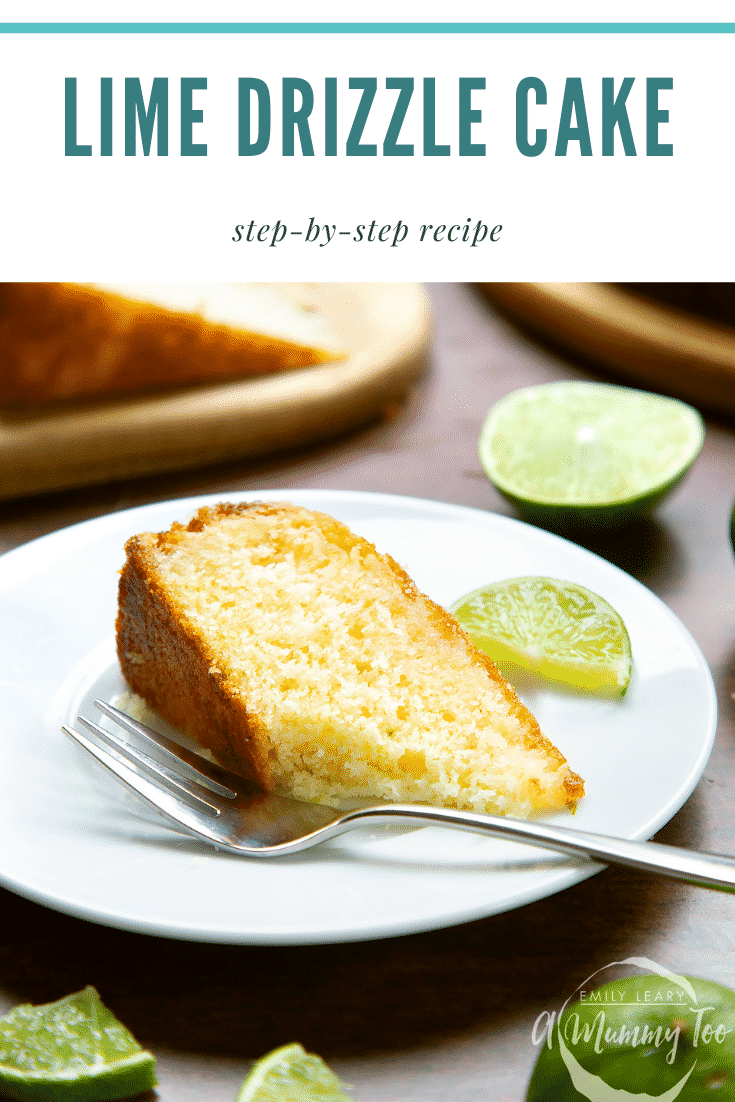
top-left (116, 501), bottom-right (584, 817)
top-left (0, 283), bottom-right (344, 405)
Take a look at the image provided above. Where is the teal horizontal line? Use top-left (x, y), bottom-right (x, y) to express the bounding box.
top-left (1, 21), bottom-right (734, 33)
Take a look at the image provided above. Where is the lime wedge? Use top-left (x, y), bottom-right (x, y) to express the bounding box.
top-left (479, 381), bottom-right (704, 525)
top-left (0, 987), bottom-right (156, 1102)
top-left (236, 1043), bottom-right (352, 1102)
top-left (451, 576), bottom-right (632, 694)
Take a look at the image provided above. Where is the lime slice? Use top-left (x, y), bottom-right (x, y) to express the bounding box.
top-left (0, 987), bottom-right (156, 1102)
top-left (479, 381), bottom-right (704, 526)
top-left (451, 576), bottom-right (632, 694)
top-left (236, 1043), bottom-right (352, 1102)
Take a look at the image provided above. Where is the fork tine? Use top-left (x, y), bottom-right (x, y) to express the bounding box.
top-left (71, 717), bottom-right (224, 814)
top-left (62, 724), bottom-right (227, 844)
top-left (93, 699), bottom-right (237, 798)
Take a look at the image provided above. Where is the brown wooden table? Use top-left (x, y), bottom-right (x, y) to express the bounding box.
top-left (2, 283), bottom-right (735, 1102)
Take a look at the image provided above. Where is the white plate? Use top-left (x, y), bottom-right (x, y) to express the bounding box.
top-left (0, 490), bottom-right (716, 944)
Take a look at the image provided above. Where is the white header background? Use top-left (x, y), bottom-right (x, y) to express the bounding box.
top-left (11, 2), bottom-right (735, 20)
top-left (1, 18), bottom-right (731, 279)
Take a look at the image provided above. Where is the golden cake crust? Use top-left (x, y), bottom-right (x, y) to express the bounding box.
top-left (0, 283), bottom-right (342, 406)
top-left (117, 513), bottom-right (271, 786)
top-left (116, 501), bottom-right (584, 810)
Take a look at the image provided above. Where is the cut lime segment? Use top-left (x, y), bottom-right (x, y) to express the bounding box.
top-left (236, 1043), bottom-right (352, 1102)
top-left (0, 987), bottom-right (156, 1102)
top-left (479, 381), bottom-right (704, 526)
top-left (451, 576), bottom-right (632, 694)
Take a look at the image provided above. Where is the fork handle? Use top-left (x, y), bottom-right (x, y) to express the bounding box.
top-left (336, 805), bottom-right (735, 893)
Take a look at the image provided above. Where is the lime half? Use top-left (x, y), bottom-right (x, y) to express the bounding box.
top-left (236, 1043), bottom-right (352, 1102)
top-left (451, 576), bottom-right (632, 694)
top-left (479, 381), bottom-right (704, 526)
top-left (527, 974), bottom-right (735, 1100)
top-left (0, 986), bottom-right (156, 1102)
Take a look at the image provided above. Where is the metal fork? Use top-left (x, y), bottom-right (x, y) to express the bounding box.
top-left (62, 701), bottom-right (735, 892)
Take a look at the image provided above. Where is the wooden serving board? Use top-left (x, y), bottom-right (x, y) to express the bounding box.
top-left (480, 282), bottom-right (735, 417)
top-left (0, 283), bottom-right (431, 500)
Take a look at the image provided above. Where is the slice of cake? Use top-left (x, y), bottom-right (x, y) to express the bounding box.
top-left (116, 502), bottom-right (584, 817)
top-left (0, 283), bottom-right (345, 405)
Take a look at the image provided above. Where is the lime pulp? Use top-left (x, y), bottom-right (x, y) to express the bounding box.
top-left (479, 381), bottom-right (704, 526)
top-left (451, 576), bottom-right (632, 694)
top-left (0, 987), bottom-right (156, 1102)
top-left (236, 1043), bottom-right (352, 1102)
